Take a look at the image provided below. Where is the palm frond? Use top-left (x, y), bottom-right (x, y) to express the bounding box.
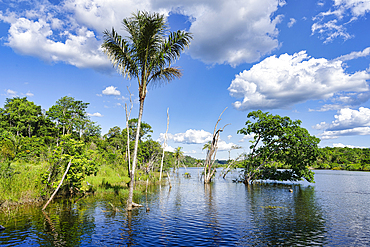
top-left (101, 28), bottom-right (138, 79)
top-left (148, 67), bottom-right (182, 88)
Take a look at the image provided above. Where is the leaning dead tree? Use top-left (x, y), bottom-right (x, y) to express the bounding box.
top-left (42, 159), bottom-right (72, 210)
top-left (203, 108), bottom-right (229, 184)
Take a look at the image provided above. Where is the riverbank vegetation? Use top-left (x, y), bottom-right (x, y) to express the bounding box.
top-left (0, 96), bottom-right (180, 207)
top-left (1, 95), bottom-right (369, 206)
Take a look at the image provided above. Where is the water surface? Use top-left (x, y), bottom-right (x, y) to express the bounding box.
top-left (1, 168), bottom-right (370, 246)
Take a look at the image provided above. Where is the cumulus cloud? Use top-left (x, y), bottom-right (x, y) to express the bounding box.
top-left (179, 0), bottom-right (283, 66)
top-left (162, 144), bottom-right (175, 152)
top-left (1, 12), bottom-right (111, 71)
top-left (287, 18), bottom-right (296, 28)
top-left (217, 140), bottom-right (236, 151)
top-left (158, 129), bottom-right (212, 144)
top-left (228, 51), bottom-right (370, 111)
top-left (25, 91), bottom-right (34, 97)
top-left (239, 134), bottom-right (255, 142)
top-left (6, 89), bottom-right (18, 96)
top-left (312, 0), bottom-right (370, 42)
top-left (87, 112), bottom-right (103, 117)
top-left (0, 0), bottom-right (285, 69)
top-left (316, 107), bottom-right (370, 139)
top-left (102, 86), bottom-right (120, 96)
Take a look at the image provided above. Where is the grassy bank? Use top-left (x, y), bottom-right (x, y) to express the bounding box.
top-left (0, 161), bottom-right (164, 208)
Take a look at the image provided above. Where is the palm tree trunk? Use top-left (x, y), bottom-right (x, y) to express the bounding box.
top-left (127, 98), bottom-right (144, 211)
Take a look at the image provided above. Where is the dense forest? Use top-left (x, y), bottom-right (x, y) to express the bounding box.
top-left (0, 96), bottom-right (200, 169)
top-left (0, 96), bottom-right (200, 204)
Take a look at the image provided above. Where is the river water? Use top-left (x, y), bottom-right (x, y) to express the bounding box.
top-left (1, 168), bottom-right (370, 246)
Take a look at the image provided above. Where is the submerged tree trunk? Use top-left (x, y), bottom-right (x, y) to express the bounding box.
top-left (203, 108), bottom-right (228, 184)
top-left (127, 98), bottom-right (144, 211)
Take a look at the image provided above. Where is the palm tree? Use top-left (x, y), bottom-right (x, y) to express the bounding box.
top-left (102, 11), bottom-right (192, 210)
top-left (174, 146), bottom-right (184, 170)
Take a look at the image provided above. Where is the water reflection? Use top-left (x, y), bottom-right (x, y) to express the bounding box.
top-left (244, 183), bottom-right (327, 245)
top-left (204, 183), bottom-right (221, 243)
top-left (0, 199), bottom-right (96, 246)
top-left (1, 169), bottom-right (370, 246)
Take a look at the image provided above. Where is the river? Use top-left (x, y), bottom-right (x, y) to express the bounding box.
top-left (1, 168), bottom-right (370, 246)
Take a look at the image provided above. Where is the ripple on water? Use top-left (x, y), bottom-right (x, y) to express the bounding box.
top-left (1, 169), bottom-right (370, 246)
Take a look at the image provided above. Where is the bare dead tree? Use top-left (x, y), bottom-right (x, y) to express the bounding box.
top-left (203, 108), bottom-right (229, 184)
top-left (221, 153), bottom-right (244, 179)
top-left (159, 108), bottom-right (169, 182)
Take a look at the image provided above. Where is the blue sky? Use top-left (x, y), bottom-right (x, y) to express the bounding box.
top-left (1, 0), bottom-right (370, 160)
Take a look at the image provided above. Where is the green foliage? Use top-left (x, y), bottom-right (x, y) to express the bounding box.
top-left (42, 135), bottom-right (98, 196)
top-left (1, 97), bottom-right (42, 137)
top-left (315, 147), bottom-right (370, 171)
top-left (0, 161), bottom-right (15, 179)
top-left (238, 111), bottom-right (320, 184)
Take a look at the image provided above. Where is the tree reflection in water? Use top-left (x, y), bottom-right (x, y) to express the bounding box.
top-left (243, 183), bottom-right (327, 245)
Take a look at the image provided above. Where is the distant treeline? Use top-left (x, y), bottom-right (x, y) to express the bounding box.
top-left (314, 146), bottom-right (370, 171)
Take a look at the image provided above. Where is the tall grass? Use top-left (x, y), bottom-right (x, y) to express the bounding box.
top-left (0, 162), bottom-right (47, 204)
top-left (0, 161), bottom-right (164, 207)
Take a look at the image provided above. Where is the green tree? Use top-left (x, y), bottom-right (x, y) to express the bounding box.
top-left (173, 146), bottom-right (184, 170)
top-left (127, 118), bottom-right (153, 142)
top-left (41, 135), bottom-right (98, 196)
top-left (237, 110), bottom-right (320, 184)
top-left (47, 96), bottom-right (89, 137)
top-left (1, 97), bottom-right (42, 137)
top-left (102, 10), bottom-right (192, 210)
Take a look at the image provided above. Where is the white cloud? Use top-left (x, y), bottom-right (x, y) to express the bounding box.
top-left (312, 0), bottom-right (370, 42)
top-left (102, 86), bottom-right (120, 96)
top-left (335, 47), bottom-right (370, 62)
top-left (228, 51), bottom-right (370, 111)
top-left (239, 134), bottom-right (255, 142)
top-left (333, 143), bottom-right (367, 148)
top-left (87, 112), bottom-right (103, 117)
top-left (158, 129), bottom-right (214, 144)
top-left (309, 104), bottom-right (346, 112)
top-left (1, 13), bottom-right (111, 71)
top-left (227, 135), bottom-right (232, 140)
top-left (317, 107), bottom-right (370, 139)
top-left (0, 0), bottom-right (285, 69)
top-left (6, 89), bottom-right (18, 96)
top-left (164, 129), bottom-right (212, 144)
top-left (217, 140), bottom-right (236, 151)
top-left (163, 144), bottom-right (175, 152)
top-left (287, 18), bottom-right (296, 28)
top-left (321, 127), bottom-right (370, 139)
top-left (25, 91), bottom-right (34, 97)
top-left (179, 0), bottom-right (283, 66)
top-left (96, 94), bottom-right (102, 97)
top-left (313, 121), bottom-right (330, 130)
